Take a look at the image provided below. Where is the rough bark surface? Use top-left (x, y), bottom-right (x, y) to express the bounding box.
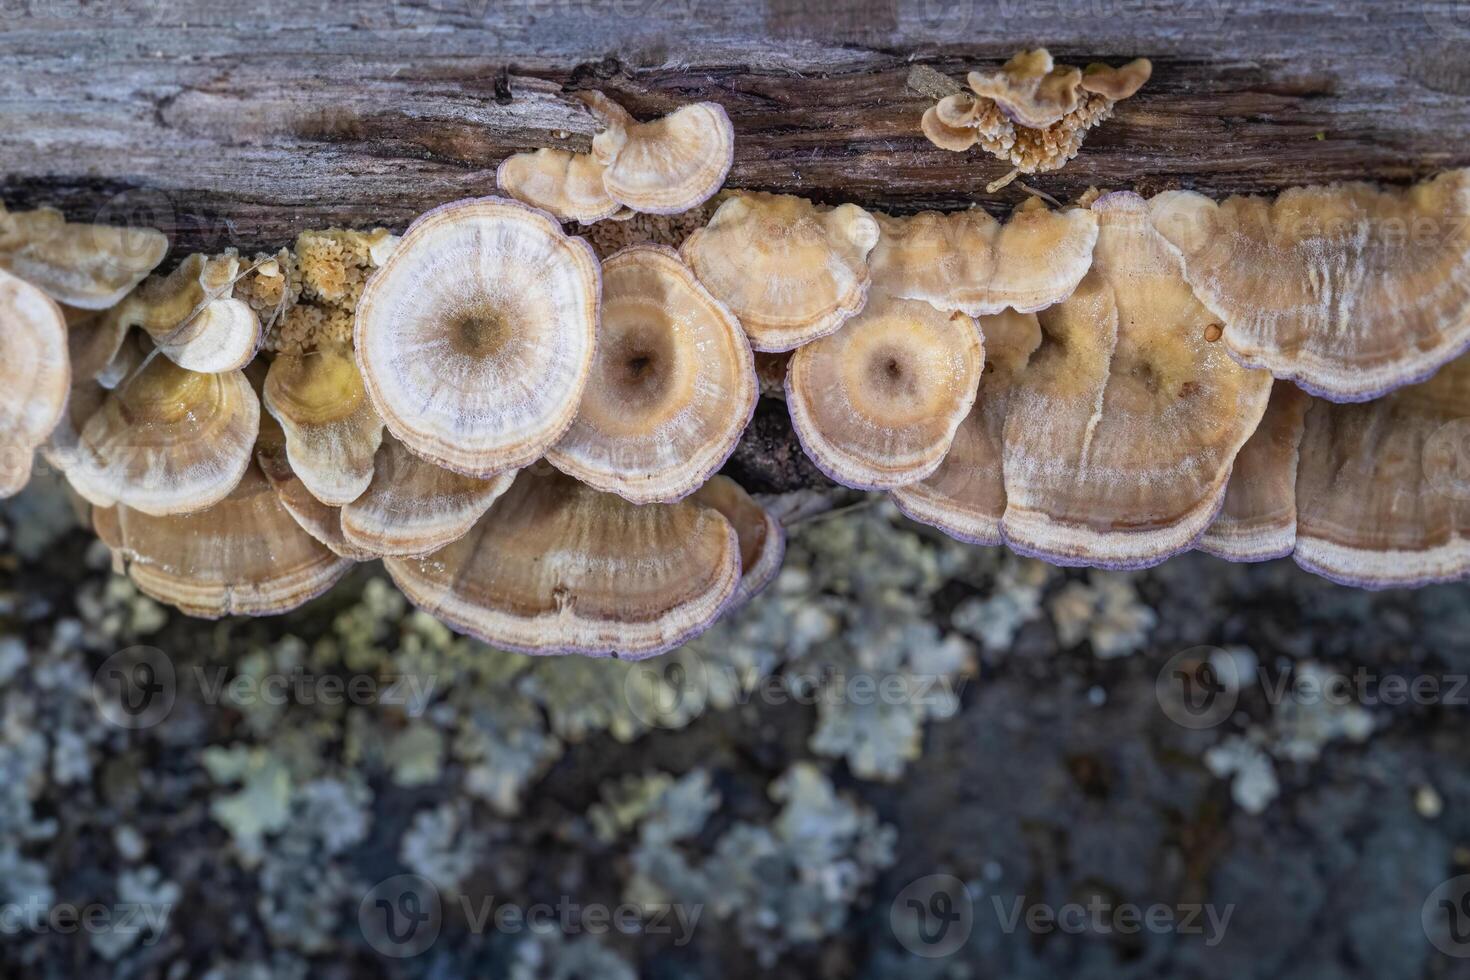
top-left (3, 0), bottom-right (1468, 488)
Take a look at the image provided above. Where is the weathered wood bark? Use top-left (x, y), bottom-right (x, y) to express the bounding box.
top-left (3, 0), bottom-right (1468, 490)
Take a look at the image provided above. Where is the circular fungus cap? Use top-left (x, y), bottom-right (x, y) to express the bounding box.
top-left (786, 294), bottom-right (983, 490)
top-left (870, 200), bottom-right (1098, 316)
top-left (1149, 170), bottom-right (1470, 402)
top-left (496, 148), bottom-right (622, 225)
top-left (0, 268), bottom-right (69, 496)
top-left (681, 192), bottom-right (881, 352)
top-left (62, 355), bottom-right (260, 515)
top-left (354, 197), bottom-right (600, 477)
top-left (1000, 191), bottom-right (1273, 569)
top-left (254, 412), bottom-right (378, 562)
top-left (966, 48), bottom-right (1083, 129)
top-left (384, 468), bottom-right (741, 659)
top-left (102, 253), bottom-right (261, 374)
top-left (0, 205), bottom-right (168, 309)
top-left (596, 102), bottom-right (734, 215)
top-left (263, 346), bottom-right (385, 506)
top-left (891, 309), bottom-right (1042, 544)
top-left (1198, 382), bottom-right (1310, 563)
top-left (690, 474), bottom-right (785, 608)
top-left (920, 101), bottom-right (982, 152)
top-left (340, 433), bottom-right (515, 558)
top-left (93, 462), bottom-right (353, 617)
top-left (1293, 354), bottom-right (1470, 588)
top-left (547, 245), bottom-right (756, 503)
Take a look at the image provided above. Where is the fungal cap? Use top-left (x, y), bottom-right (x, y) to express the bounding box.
top-left (104, 253), bottom-right (261, 373)
top-left (966, 48), bottom-right (1083, 129)
top-left (920, 103), bottom-right (981, 152)
top-left (1198, 382), bottom-right (1310, 563)
top-left (63, 356), bottom-right (259, 515)
top-left (495, 147), bottom-right (622, 225)
top-left (681, 192), bottom-right (880, 352)
top-left (891, 310), bottom-right (1042, 544)
top-left (786, 294), bottom-right (984, 490)
top-left (547, 245), bottom-right (756, 503)
top-left (0, 268), bottom-right (70, 496)
top-left (254, 412), bottom-right (378, 561)
top-left (93, 462), bottom-right (352, 617)
top-left (1293, 356), bottom-right (1470, 588)
top-left (1000, 191), bottom-right (1272, 568)
top-left (1149, 171), bottom-right (1470, 402)
top-left (1081, 58), bottom-right (1153, 102)
top-left (0, 205), bottom-right (168, 309)
top-left (691, 474), bottom-right (786, 607)
top-left (340, 434), bottom-right (515, 557)
top-left (263, 346), bottom-right (384, 506)
top-left (598, 102), bottom-right (735, 215)
top-left (354, 196), bottom-right (600, 477)
top-left (871, 200), bottom-right (1098, 316)
top-left (384, 469), bottom-right (740, 659)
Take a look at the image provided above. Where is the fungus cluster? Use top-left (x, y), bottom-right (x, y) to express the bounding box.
top-left (5, 86), bottom-right (1470, 662)
top-left (920, 49), bottom-right (1151, 188)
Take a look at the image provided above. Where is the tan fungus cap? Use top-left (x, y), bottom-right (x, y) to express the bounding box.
top-left (263, 346), bottom-right (385, 506)
top-left (691, 474), bottom-right (786, 607)
top-left (0, 204), bottom-right (167, 309)
top-left (0, 268), bottom-right (70, 496)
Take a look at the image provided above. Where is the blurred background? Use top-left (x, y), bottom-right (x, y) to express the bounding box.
top-left (4, 470), bottom-right (1469, 978)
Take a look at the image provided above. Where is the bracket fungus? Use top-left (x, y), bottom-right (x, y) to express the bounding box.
top-left (682, 193), bottom-right (881, 352)
top-left (384, 469), bottom-right (740, 658)
top-left (690, 474), bottom-right (785, 608)
top-left (1198, 382), bottom-right (1310, 563)
top-left (0, 204), bottom-right (168, 309)
top-left (1150, 170), bottom-right (1470, 402)
top-left (354, 197), bottom-right (600, 477)
top-left (921, 50), bottom-right (1151, 183)
top-left (547, 245), bottom-right (756, 503)
top-left (498, 94), bottom-right (733, 221)
top-left (254, 412), bottom-right (378, 562)
top-left (62, 356), bottom-right (260, 516)
top-left (340, 434), bottom-right (515, 558)
top-left (93, 462), bottom-right (353, 617)
top-left (869, 200), bottom-right (1098, 316)
top-left (102, 253), bottom-right (262, 373)
top-left (1000, 192), bottom-right (1271, 568)
top-left (263, 346), bottom-right (384, 506)
top-left (0, 268), bottom-right (69, 496)
top-left (891, 309), bottom-right (1042, 544)
top-left (786, 294), bottom-right (983, 490)
top-left (1293, 355), bottom-right (1470, 588)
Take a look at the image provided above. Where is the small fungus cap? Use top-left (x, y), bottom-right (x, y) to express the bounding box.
top-left (385, 468), bottom-right (740, 659)
top-left (1081, 59), bottom-right (1153, 101)
top-left (892, 310), bottom-right (1042, 544)
top-left (496, 148), bottom-right (622, 225)
top-left (263, 346), bottom-right (385, 506)
top-left (354, 197), bottom-right (600, 477)
top-left (1197, 382), bottom-right (1310, 563)
top-left (340, 434), bottom-right (515, 558)
top-left (870, 201), bottom-right (1098, 316)
top-left (254, 412), bottom-right (378, 562)
top-left (966, 48), bottom-right (1083, 129)
top-left (93, 462), bottom-right (352, 617)
top-left (0, 268), bottom-right (70, 496)
top-left (1000, 191), bottom-right (1272, 568)
top-left (597, 102), bottom-right (735, 215)
top-left (690, 474), bottom-right (785, 608)
top-left (681, 192), bottom-right (880, 352)
top-left (0, 205), bottom-right (168, 309)
top-left (786, 294), bottom-right (984, 490)
top-left (105, 253), bottom-right (261, 374)
top-left (1294, 355), bottom-right (1470, 588)
top-left (920, 101), bottom-right (981, 152)
top-left (547, 245), bottom-right (757, 503)
top-left (63, 356), bottom-right (259, 515)
top-left (1150, 170), bottom-right (1470, 402)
